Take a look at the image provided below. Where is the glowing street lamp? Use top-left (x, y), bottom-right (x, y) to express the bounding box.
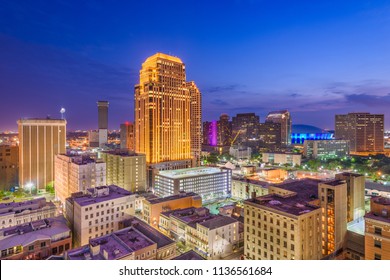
top-left (25, 182), bottom-right (34, 194)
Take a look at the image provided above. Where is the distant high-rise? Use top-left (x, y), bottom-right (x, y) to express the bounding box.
top-left (135, 53), bottom-right (200, 165)
top-left (259, 122), bottom-right (282, 148)
top-left (265, 110), bottom-right (292, 146)
top-left (335, 112), bottom-right (384, 152)
top-left (18, 118), bottom-right (66, 190)
top-left (120, 122), bottom-right (134, 150)
top-left (97, 101), bottom-right (109, 147)
top-left (232, 113), bottom-right (260, 144)
top-left (187, 81), bottom-right (202, 166)
top-left (217, 114), bottom-right (232, 146)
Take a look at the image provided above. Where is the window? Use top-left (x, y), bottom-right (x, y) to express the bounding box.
top-left (374, 227), bottom-right (382, 235)
top-left (374, 240), bottom-right (382, 248)
top-left (52, 247), bottom-right (58, 255)
top-left (374, 253), bottom-right (381, 260)
top-left (40, 242), bottom-right (46, 248)
top-left (65, 243), bottom-right (70, 251)
top-left (28, 245), bottom-right (34, 251)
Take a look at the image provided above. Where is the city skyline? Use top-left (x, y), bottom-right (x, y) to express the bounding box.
top-left (1, 0), bottom-right (390, 131)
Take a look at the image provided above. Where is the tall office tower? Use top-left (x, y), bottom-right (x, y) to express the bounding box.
top-left (100, 149), bottom-right (147, 192)
top-left (203, 121), bottom-right (217, 146)
top-left (135, 53), bottom-right (192, 164)
top-left (187, 81), bottom-right (202, 166)
top-left (54, 154), bottom-right (106, 205)
top-left (318, 180), bottom-right (348, 256)
top-left (365, 196), bottom-right (390, 260)
top-left (97, 101), bottom-right (109, 147)
top-left (335, 113), bottom-right (384, 152)
top-left (18, 118), bottom-right (66, 190)
top-left (120, 122), bottom-right (134, 150)
top-left (217, 113), bottom-right (232, 146)
top-left (258, 122), bottom-right (282, 148)
top-left (335, 172), bottom-right (365, 222)
top-left (0, 145), bottom-right (19, 191)
top-left (232, 113), bottom-right (260, 144)
top-left (265, 110), bottom-right (292, 146)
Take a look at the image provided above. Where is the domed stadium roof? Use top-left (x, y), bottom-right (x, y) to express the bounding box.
top-left (292, 124), bottom-right (327, 134)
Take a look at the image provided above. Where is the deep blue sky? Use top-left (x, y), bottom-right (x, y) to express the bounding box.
top-left (1, 0), bottom-right (390, 131)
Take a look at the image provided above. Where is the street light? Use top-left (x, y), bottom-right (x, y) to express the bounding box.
top-left (25, 182), bottom-right (34, 195)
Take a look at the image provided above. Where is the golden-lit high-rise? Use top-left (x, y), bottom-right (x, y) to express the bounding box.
top-left (18, 118), bottom-right (66, 190)
top-left (187, 81), bottom-right (202, 166)
top-left (135, 53), bottom-right (200, 164)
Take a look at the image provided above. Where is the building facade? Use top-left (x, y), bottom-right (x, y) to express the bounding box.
top-left (304, 139), bottom-right (350, 159)
top-left (364, 196), bottom-right (390, 260)
top-left (262, 152), bottom-right (302, 166)
top-left (0, 144), bottom-right (18, 191)
top-left (97, 101), bottom-right (109, 147)
top-left (65, 185), bottom-right (136, 247)
top-left (231, 179), bottom-right (269, 200)
top-left (120, 122), bottom-right (135, 150)
top-left (135, 53), bottom-right (192, 164)
top-left (232, 113), bottom-right (260, 144)
top-left (54, 154), bottom-right (106, 205)
top-left (335, 172), bottom-right (365, 222)
top-left (0, 216), bottom-right (71, 260)
top-left (154, 167), bottom-right (232, 201)
top-left (187, 81), bottom-right (202, 166)
top-left (318, 180), bottom-right (348, 256)
top-left (142, 192), bottom-right (202, 228)
top-left (265, 110), bottom-right (292, 146)
top-left (18, 118), bottom-right (66, 190)
top-left (244, 179), bottom-right (322, 260)
top-left (66, 217), bottom-right (176, 260)
top-left (335, 112), bottom-right (384, 152)
top-left (0, 197), bottom-right (56, 229)
top-left (100, 149), bottom-right (146, 193)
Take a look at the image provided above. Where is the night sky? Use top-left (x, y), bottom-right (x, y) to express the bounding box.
top-left (1, 0), bottom-right (390, 131)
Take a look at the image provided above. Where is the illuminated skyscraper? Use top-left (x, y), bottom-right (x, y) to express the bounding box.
top-left (187, 81), bottom-right (202, 166)
top-left (135, 53), bottom-right (198, 164)
top-left (335, 112), bottom-right (384, 152)
top-left (18, 118), bottom-right (66, 190)
top-left (265, 110), bottom-right (292, 146)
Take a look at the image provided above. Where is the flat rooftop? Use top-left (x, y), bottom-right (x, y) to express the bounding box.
top-left (68, 218), bottom-right (174, 260)
top-left (173, 250), bottom-right (205, 260)
top-left (199, 215), bottom-right (238, 230)
top-left (246, 193), bottom-right (320, 216)
top-left (272, 178), bottom-right (322, 194)
top-left (121, 217), bottom-right (175, 249)
top-left (0, 216), bottom-right (70, 251)
top-left (337, 172), bottom-right (364, 178)
top-left (162, 207), bottom-right (214, 226)
top-left (158, 167), bottom-right (225, 179)
top-left (145, 192), bottom-right (200, 205)
top-left (101, 149), bottom-right (143, 157)
top-left (320, 179), bottom-right (346, 187)
top-left (67, 185), bottom-right (132, 207)
top-left (232, 177), bottom-right (269, 187)
top-left (364, 212), bottom-right (390, 223)
top-left (0, 197), bottom-right (55, 215)
top-left (246, 178), bottom-right (321, 216)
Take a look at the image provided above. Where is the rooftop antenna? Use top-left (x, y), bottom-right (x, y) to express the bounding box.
top-left (60, 107), bottom-right (66, 119)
